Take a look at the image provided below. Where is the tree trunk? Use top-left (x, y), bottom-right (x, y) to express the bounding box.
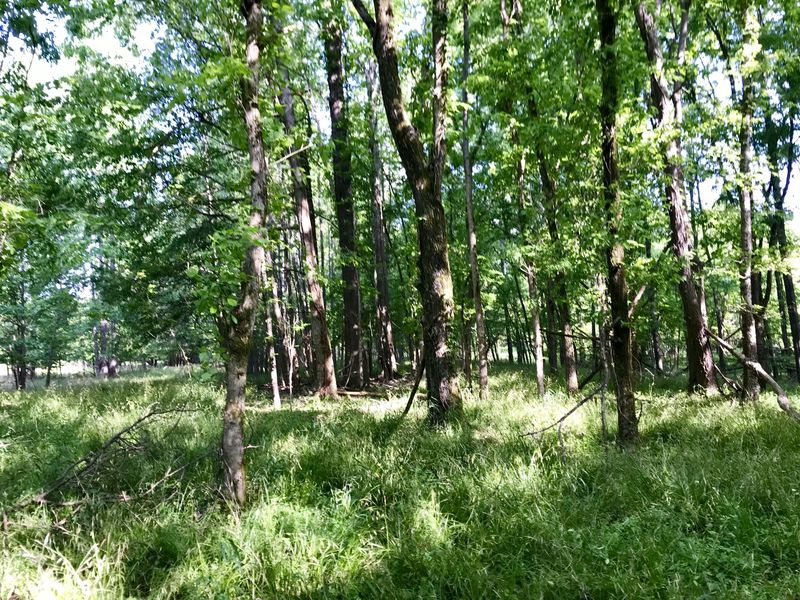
top-left (526, 269), bottom-right (546, 395)
top-left (366, 61), bottom-right (398, 381)
top-left (462, 298), bottom-right (473, 382)
top-left (776, 272), bottom-right (791, 353)
top-left (597, 0), bottom-right (637, 443)
top-left (526, 92), bottom-right (578, 393)
top-left (354, 0), bottom-right (460, 422)
top-left (264, 251), bottom-right (281, 408)
top-left (218, 0), bottom-right (269, 505)
top-left (559, 296), bottom-right (579, 393)
top-left (545, 278), bottom-right (559, 373)
top-left (645, 242), bottom-right (664, 374)
top-left (503, 293), bottom-right (514, 363)
top-left (766, 113), bottom-right (800, 380)
top-left (279, 76), bottom-right (337, 397)
top-left (324, 18), bottom-right (363, 389)
top-left (783, 274), bottom-right (800, 382)
top-left (753, 268), bottom-right (773, 379)
top-left (634, 0), bottom-right (717, 394)
top-left (736, 2), bottom-right (759, 401)
top-left (462, 0), bottom-right (489, 401)
top-left (713, 288), bottom-right (727, 372)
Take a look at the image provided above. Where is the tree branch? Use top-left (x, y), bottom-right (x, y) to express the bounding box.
top-left (351, 0), bottom-right (376, 36)
top-left (706, 327), bottom-right (800, 421)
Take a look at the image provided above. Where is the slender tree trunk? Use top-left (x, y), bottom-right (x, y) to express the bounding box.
top-left (545, 278), bottom-right (559, 373)
top-left (462, 0), bottom-right (489, 400)
top-left (354, 0), bottom-right (460, 422)
top-left (218, 0), bottom-right (269, 506)
top-left (766, 114), bottom-right (800, 380)
top-left (524, 92), bottom-right (578, 393)
top-left (783, 274), bottom-right (800, 382)
top-left (753, 268), bottom-right (773, 378)
top-left (264, 252), bottom-right (281, 408)
top-left (559, 296), bottom-right (579, 393)
top-left (646, 242), bottom-right (664, 374)
top-left (324, 18), bottom-right (363, 389)
top-left (713, 288), bottom-right (727, 372)
top-left (503, 293), bottom-right (514, 363)
top-left (634, 0), bottom-right (717, 394)
top-left (462, 298), bottom-right (473, 382)
top-left (776, 272), bottom-right (791, 353)
top-left (366, 61), bottom-right (398, 381)
top-left (597, 0), bottom-right (637, 443)
top-left (279, 77), bottom-right (337, 396)
top-left (736, 2), bottom-right (759, 401)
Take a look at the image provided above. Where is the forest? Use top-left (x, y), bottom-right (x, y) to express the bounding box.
top-left (2, 0), bottom-right (800, 597)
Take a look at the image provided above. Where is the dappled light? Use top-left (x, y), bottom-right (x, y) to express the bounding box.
top-left (3, 368), bottom-right (800, 597)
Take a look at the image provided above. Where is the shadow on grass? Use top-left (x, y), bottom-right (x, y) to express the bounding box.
top-left (6, 370), bottom-right (800, 598)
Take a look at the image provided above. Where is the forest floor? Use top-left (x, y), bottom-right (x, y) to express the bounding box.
top-left (2, 365), bottom-right (800, 599)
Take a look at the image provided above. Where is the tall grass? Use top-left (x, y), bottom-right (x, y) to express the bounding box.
top-left (2, 365), bottom-right (800, 598)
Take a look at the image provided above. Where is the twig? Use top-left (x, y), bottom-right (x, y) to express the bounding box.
top-left (714, 363), bottom-right (741, 397)
top-left (273, 143), bottom-right (313, 165)
top-left (578, 365), bottom-right (600, 390)
top-left (7, 405), bottom-right (199, 513)
top-left (523, 379), bottom-right (608, 437)
top-left (627, 285), bottom-right (648, 319)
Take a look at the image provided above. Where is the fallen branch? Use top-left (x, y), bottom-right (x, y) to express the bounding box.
top-left (706, 327), bottom-right (800, 421)
top-left (338, 389), bottom-right (389, 398)
top-left (523, 378), bottom-right (608, 437)
top-left (7, 405), bottom-right (198, 513)
top-left (714, 363), bottom-right (741, 397)
top-left (627, 285), bottom-right (648, 319)
top-left (541, 328), bottom-right (597, 342)
top-left (578, 365), bottom-right (600, 390)
top-left (401, 345), bottom-right (426, 418)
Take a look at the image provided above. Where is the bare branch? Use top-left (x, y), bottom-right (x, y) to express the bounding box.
top-left (706, 327), bottom-right (800, 421)
top-left (351, 0), bottom-right (376, 36)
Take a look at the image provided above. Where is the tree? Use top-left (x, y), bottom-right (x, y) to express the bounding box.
top-left (215, 0), bottom-right (269, 505)
top-left (324, 10), bottom-right (363, 389)
top-left (354, 0), bottom-right (461, 422)
top-left (366, 60), bottom-right (398, 381)
top-left (596, 0), bottom-right (638, 443)
top-left (461, 0), bottom-right (489, 401)
top-left (279, 74), bottom-right (338, 397)
top-left (634, 0), bottom-right (718, 394)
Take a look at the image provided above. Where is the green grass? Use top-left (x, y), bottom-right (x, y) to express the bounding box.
top-left (2, 365), bottom-right (800, 598)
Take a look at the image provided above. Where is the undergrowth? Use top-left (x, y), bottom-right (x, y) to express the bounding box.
top-left (2, 365), bottom-right (800, 598)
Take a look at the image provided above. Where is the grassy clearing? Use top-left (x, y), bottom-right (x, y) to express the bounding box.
top-left (2, 365), bottom-right (800, 598)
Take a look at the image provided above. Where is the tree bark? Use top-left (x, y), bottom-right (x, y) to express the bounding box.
top-left (503, 292), bottom-right (514, 363)
top-left (634, 0), bottom-right (717, 394)
top-left (736, 2), bottom-right (760, 401)
top-left (264, 250), bottom-right (281, 408)
top-left (597, 0), bottom-right (637, 443)
top-left (279, 77), bottom-right (337, 397)
top-left (354, 0), bottom-right (460, 422)
top-left (324, 18), bottom-right (363, 389)
top-left (366, 60), bottom-right (398, 381)
top-left (524, 79), bottom-right (577, 393)
top-left (545, 278), bottom-right (559, 373)
top-left (462, 0), bottom-right (489, 401)
top-left (712, 288), bottom-right (727, 372)
top-left (766, 113), bottom-right (800, 380)
top-left (645, 241), bottom-right (664, 374)
top-left (526, 268), bottom-right (546, 395)
top-left (218, 0), bottom-right (269, 506)
top-left (776, 270), bottom-right (791, 353)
